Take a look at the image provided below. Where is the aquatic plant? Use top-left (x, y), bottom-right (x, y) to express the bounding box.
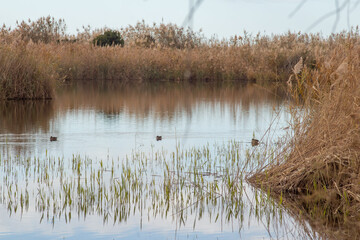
top-left (0, 142), bottom-right (276, 230)
top-left (0, 139), bottom-right (322, 239)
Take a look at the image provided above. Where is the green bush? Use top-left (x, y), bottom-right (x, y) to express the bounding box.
top-left (93, 30), bottom-right (124, 47)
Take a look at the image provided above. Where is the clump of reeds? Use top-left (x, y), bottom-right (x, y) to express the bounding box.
top-left (249, 31), bottom-right (360, 239)
top-left (0, 41), bottom-right (56, 99)
top-left (14, 16), bottom-right (66, 44)
top-left (120, 20), bottom-right (204, 49)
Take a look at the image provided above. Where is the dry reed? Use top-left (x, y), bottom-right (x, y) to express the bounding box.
top-left (0, 17), bottom-right (326, 99)
top-left (0, 41), bottom-right (56, 99)
top-left (249, 31), bottom-right (360, 239)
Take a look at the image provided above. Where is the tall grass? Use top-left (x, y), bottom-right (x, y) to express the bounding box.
top-left (45, 35), bottom-right (315, 84)
top-left (0, 16), bottom-right (328, 99)
top-left (249, 31), bottom-right (360, 239)
top-left (0, 41), bottom-right (56, 99)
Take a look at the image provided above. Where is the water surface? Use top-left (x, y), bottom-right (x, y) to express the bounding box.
top-left (0, 83), bottom-right (314, 240)
top-left (0, 83), bottom-right (289, 159)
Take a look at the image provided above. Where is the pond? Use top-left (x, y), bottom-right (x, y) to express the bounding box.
top-left (0, 83), bottom-right (314, 239)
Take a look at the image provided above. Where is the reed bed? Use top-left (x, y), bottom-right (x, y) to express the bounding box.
top-left (249, 31), bottom-right (360, 239)
top-left (0, 16), bottom-right (332, 99)
top-left (44, 39), bottom-right (314, 84)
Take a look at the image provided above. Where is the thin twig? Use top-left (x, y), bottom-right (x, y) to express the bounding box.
top-left (289, 0), bottom-right (308, 18)
top-left (306, 0), bottom-right (348, 32)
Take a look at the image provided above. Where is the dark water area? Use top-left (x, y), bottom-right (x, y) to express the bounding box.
top-left (0, 83), bottom-right (317, 239)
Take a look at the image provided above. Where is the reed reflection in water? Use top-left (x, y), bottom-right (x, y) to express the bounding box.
top-left (0, 83), bottom-right (289, 160)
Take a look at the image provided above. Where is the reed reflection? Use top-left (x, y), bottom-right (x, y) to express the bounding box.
top-left (0, 83), bottom-right (286, 158)
top-left (55, 83), bottom-right (284, 120)
top-left (0, 100), bottom-right (54, 134)
top-left (0, 101), bottom-right (54, 156)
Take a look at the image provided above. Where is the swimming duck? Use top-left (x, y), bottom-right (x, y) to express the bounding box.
top-left (50, 136), bottom-right (57, 142)
top-left (251, 138), bottom-right (259, 146)
top-left (156, 136), bottom-right (162, 141)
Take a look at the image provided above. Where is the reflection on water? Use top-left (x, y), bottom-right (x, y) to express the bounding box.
top-left (0, 83), bottom-right (289, 159)
top-left (0, 100), bottom-right (54, 133)
top-left (0, 141), bottom-right (315, 240)
top-left (0, 83), bottom-right (304, 239)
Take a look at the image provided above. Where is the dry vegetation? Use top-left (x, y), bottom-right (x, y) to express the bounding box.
top-left (0, 41), bottom-right (56, 99)
top-left (0, 16), bottom-right (320, 99)
top-left (249, 32), bottom-right (360, 239)
top-left (1, 16), bottom-right (360, 238)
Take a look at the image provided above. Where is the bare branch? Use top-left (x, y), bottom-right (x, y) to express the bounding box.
top-left (306, 0), bottom-right (348, 32)
top-left (289, 0), bottom-right (308, 18)
top-left (289, 0), bottom-right (360, 33)
top-left (347, 0), bottom-right (351, 30)
top-left (182, 0), bottom-right (205, 27)
top-left (333, 0), bottom-right (340, 32)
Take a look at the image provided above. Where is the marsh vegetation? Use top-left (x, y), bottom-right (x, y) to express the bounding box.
top-left (0, 16), bottom-right (359, 239)
top-left (0, 16), bottom-right (318, 99)
top-left (1, 140), bottom-right (317, 239)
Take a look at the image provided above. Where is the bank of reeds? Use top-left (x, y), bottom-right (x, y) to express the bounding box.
top-left (33, 34), bottom-right (315, 85)
top-left (0, 17), bottom-right (325, 99)
top-left (249, 32), bottom-right (360, 239)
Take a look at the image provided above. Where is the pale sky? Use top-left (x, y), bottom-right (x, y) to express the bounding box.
top-left (1, 0), bottom-right (359, 38)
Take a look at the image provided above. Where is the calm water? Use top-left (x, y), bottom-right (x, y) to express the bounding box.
top-left (0, 83), bottom-right (313, 239)
top-left (0, 83), bottom-right (289, 159)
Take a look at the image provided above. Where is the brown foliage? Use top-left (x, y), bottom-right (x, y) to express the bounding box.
top-left (249, 31), bottom-right (360, 239)
top-left (0, 41), bottom-right (56, 99)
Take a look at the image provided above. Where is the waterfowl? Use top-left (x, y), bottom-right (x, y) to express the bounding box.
top-left (50, 136), bottom-right (57, 142)
top-left (251, 138), bottom-right (259, 147)
top-left (156, 136), bottom-right (162, 141)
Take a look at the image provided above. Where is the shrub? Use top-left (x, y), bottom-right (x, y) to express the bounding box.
top-left (93, 30), bottom-right (124, 47)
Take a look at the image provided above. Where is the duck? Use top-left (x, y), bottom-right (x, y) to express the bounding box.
top-left (50, 136), bottom-right (57, 142)
top-left (251, 138), bottom-right (259, 147)
top-left (156, 136), bottom-right (162, 141)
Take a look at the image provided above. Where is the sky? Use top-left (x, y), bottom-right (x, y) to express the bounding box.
top-left (1, 0), bottom-right (359, 39)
